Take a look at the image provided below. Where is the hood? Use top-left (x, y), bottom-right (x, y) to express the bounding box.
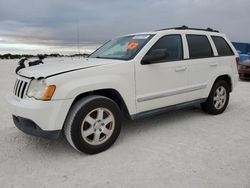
top-left (18, 58), bottom-right (120, 79)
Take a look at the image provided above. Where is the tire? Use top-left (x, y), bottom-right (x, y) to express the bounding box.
top-left (201, 80), bottom-right (230, 115)
top-left (64, 95), bottom-right (122, 154)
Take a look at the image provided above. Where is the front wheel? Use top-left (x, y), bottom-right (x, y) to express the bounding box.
top-left (64, 96), bottom-right (122, 154)
top-left (201, 80), bottom-right (230, 115)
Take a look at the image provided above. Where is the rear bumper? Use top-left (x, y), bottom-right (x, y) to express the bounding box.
top-left (13, 115), bottom-right (61, 139)
top-left (231, 73), bottom-right (239, 91)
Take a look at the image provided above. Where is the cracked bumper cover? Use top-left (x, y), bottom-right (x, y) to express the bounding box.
top-left (6, 93), bottom-right (74, 139)
top-left (13, 115), bottom-right (61, 139)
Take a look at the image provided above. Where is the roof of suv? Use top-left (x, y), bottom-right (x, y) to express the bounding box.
top-left (125, 26), bottom-right (225, 38)
top-left (156, 25), bottom-right (219, 33)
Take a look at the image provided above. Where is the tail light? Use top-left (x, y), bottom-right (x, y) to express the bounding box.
top-left (236, 57), bottom-right (240, 65)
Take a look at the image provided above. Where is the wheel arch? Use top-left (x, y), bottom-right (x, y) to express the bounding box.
top-left (69, 88), bottom-right (131, 119)
top-left (214, 74), bottom-right (232, 92)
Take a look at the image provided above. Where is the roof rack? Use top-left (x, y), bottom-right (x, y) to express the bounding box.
top-left (156, 25), bottom-right (219, 33)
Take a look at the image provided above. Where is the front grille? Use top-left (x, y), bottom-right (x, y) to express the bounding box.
top-left (13, 77), bottom-right (29, 99)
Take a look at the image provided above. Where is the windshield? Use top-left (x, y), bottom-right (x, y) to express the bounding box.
top-left (89, 34), bottom-right (154, 60)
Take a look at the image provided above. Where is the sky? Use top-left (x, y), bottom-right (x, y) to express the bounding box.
top-left (0, 0), bottom-right (250, 55)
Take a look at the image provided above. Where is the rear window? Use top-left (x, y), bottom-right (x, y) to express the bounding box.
top-left (186, 35), bottom-right (214, 59)
top-left (211, 36), bottom-right (234, 56)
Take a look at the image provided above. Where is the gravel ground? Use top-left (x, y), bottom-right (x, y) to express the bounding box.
top-left (0, 59), bottom-right (249, 188)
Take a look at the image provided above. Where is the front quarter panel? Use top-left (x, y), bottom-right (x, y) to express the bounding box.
top-left (47, 61), bottom-right (136, 115)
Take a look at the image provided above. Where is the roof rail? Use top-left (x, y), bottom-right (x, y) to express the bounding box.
top-left (156, 25), bottom-right (219, 33)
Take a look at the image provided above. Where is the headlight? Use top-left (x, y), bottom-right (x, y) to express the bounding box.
top-left (27, 79), bottom-right (56, 101)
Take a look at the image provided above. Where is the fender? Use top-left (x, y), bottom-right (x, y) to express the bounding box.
top-left (46, 61), bottom-right (137, 115)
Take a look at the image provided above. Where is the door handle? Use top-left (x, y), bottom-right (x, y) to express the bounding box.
top-left (175, 66), bottom-right (187, 72)
top-left (210, 63), bottom-right (218, 67)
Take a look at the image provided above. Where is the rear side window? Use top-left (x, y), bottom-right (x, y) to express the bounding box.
top-left (211, 36), bottom-right (234, 56)
top-left (186, 35), bottom-right (214, 59)
top-left (148, 34), bottom-right (183, 62)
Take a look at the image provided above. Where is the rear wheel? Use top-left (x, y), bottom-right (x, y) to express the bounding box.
top-left (201, 80), bottom-right (230, 115)
top-left (64, 95), bottom-right (122, 154)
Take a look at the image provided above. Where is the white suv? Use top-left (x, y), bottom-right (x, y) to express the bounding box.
top-left (7, 26), bottom-right (239, 154)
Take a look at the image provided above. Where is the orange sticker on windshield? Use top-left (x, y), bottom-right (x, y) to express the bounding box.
top-left (127, 42), bottom-right (139, 50)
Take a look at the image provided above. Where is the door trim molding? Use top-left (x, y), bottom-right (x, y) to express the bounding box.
top-left (137, 84), bottom-right (207, 103)
top-left (132, 98), bottom-right (207, 120)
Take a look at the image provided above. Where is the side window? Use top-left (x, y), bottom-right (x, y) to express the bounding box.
top-left (146, 35), bottom-right (183, 62)
top-left (211, 36), bottom-right (234, 56)
top-left (186, 35), bottom-right (214, 59)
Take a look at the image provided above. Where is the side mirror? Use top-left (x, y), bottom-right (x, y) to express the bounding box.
top-left (142, 49), bottom-right (169, 64)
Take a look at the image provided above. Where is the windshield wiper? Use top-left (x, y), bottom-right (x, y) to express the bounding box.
top-left (93, 56), bottom-right (127, 60)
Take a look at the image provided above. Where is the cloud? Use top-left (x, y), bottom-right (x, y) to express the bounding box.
top-left (0, 0), bottom-right (250, 54)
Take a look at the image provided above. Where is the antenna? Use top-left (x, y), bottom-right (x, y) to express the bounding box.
top-left (77, 23), bottom-right (80, 55)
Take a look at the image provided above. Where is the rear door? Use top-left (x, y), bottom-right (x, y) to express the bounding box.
top-left (185, 34), bottom-right (217, 101)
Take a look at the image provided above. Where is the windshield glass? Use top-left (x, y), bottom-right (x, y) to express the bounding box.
top-left (89, 34), bottom-right (154, 60)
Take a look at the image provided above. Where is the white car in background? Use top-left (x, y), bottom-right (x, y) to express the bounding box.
top-left (7, 26), bottom-right (239, 154)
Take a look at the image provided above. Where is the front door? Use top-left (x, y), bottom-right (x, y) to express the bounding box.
top-left (135, 34), bottom-right (188, 113)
